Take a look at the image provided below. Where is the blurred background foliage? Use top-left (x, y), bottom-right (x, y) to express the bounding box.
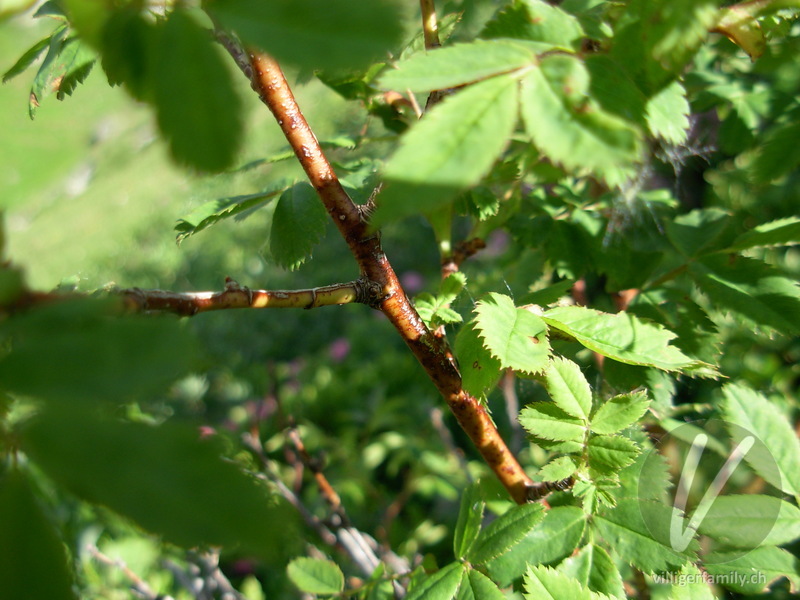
top-left (1, 0), bottom-right (799, 598)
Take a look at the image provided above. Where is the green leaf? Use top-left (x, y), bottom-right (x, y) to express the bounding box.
top-left (487, 506), bottom-right (586, 586)
top-left (518, 279), bottom-right (575, 307)
top-left (454, 482), bottom-right (485, 559)
top-left (645, 81), bottom-right (690, 145)
top-left (455, 321), bottom-right (503, 398)
top-left (713, 4), bottom-right (766, 59)
top-left (557, 544), bottom-right (626, 599)
top-left (100, 8), bottom-right (157, 101)
top-left (2, 31), bottom-right (56, 82)
top-left (0, 469), bottom-right (77, 600)
top-left (287, 557), bottom-right (344, 595)
top-left (519, 402), bottom-right (586, 443)
top-left (474, 293), bottom-right (550, 374)
top-left (542, 305), bottom-right (701, 372)
top-left (665, 208), bottom-right (733, 258)
top-left (375, 75), bottom-right (518, 226)
top-left (590, 391), bottom-right (650, 435)
top-left (268, 182), bottom-right (329, 270)
top-left (750, 105), bottom-right (800, 183)
top-left (28, 26), bottom-right (69, 116)
top-left (457, 569), bottom-right (506, 600)
top-left (440, 272), bottom-right (467, 305)
top-left (520, 55), bottom-right (641, 183)
top-left (467, 503), bottom-right (545, 565)
top-left (0, 299), bottom-right (197, 402)
top-left (538, 456), bottom-right (578, 482)
top-left (661, 565), bottom-right (716, 600)
top-left (22, 406), bottom-right (298, 563)
top-left (406, 562), bottom-right (465, 600)
top-left (699, 495), bottom-right (800, 548)
top-left (154, 9), bottom-right (242, 171)
top-left (690, 254), bottom-right (800, 335)
top-left (704, 546), bottom-right (800, 594)
top-left (176, 184), bottom-right (286, 243)
top-left (208, 0), bottom-right (404, 72)
top-left (481, 0), bottom-right (584, 49)
top-left (543, 356), bottom-right (592, 421)
top-left (53, 38), bottom-right (95, 99)
top-left (593, 498), bottom-right (695, 574)
top-left (377, 40), bottom-right (535, 92)
top-left (721, 383), bottom-right (800, 497)
top-left (723, 216), bottom-right (800, 253)
top-left (523, 565), bottom-right (601, 600)
top-left (587, 435), bottom-right (640, 475)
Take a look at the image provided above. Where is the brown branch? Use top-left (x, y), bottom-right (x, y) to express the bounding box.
top-left (244, 52), bottom-right (536, 504)
top-left (420, 0), bottom-right (441, 50)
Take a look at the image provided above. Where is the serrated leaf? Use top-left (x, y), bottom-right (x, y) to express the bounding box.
top-left (590, 391), bottom-right (650, 435)
top-left (557, 544), bottom-right (626, 599)
top-left (704, 546), bottom-right (800, 594)
top-left (542, 305), bottom-right (701, 372)
top-left (22, 406), bottom-right (298, 562)
top-left (538, 456), bottom-right (578, 482)
top-left (714, 4), bottom-right (766, 59)
top-left (750, 106), bottom-right (800, 183)
top-left (593, 499), bottom-right (695, 574)
top-left (663, 565), bottom-right (716, 600)
top-left (100, 8), bottom-right (156, 101)
top-left (474, 293), bottom-right (550, 374)
top-left (723, 216), bottom-right (800, 252)
top-left (481, 0), bottom-right (584, 49)
top-left (487, 506), bottom-right (585, 586)
top-left (544, 356), bottom-right (592, 421)
top-left (28, 25), bottom-right (69, 117)
top-left (699, 495), bottom-right (800, 548)
top-left (269, 182), bottom-right (329, 270)
top-left (457, 569), bottom-right (506, 600)
top-left (665, 208), bottom-right (733, 258)
top-left (519, 402), bottom-right (586, 443)
top-left (440, 272), bottom-right (467, 305)
top-left (455, 321), bottom-right (503, 398)
top-left (690, 254), bottom-right (800, 335)
top-left (374, 75), bottom-right (518, 226)
top-left (468, 503), bottom-right (545, 565)
top-left (378, 39), bottom-right (536, 92)
top-left (2, 31), bottom-right (55, 82)
top-left (454, 482), bottom-right (484, 559)
top-left (0, 469), bottom-right (77, 600)
top-left (523, 565), bottom-right (603, 600)
top-left (0, 298), bottom-right (197, 402)
top-left (520, 56), bottom-right (641, 183)
top-left (208, 0), bottom-right (404, 72)
top-left (721, 383), bottom-right (800, 497)
top-left (154, 9), bottom-right (242, 171)
top-left (406, 562), bottom-right (465, 600)
top-left (176, 184), bottom-right (286, 243)
top-left (287, 557), bottom-right (344, 595)
top-left (645, 81), bottom-right (690, 145)
top-left (587, 435), bottom-right (640, 475)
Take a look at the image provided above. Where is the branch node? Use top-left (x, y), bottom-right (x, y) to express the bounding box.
top-left (354, 277), bottom-right (387, 309)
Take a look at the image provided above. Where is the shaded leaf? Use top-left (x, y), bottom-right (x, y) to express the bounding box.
top-left (723, 216), bottom-right (800, 252)
top-left (520, 55), bottom-right (641, 183)
top-left (22, 406), bottom-right (298, 563)
top-left (704, 546), bottom-right (800, 594)
top-left (481, 0), bottom-right (584, 49)
top-left (690, 254), bottom-right (800, 335)
top-left (454, 482), bottom-right (484, 559)
top-left (699, 495), bottom-right (800, 548)
top-left (100, 8), bottom-right (156, 101)
top-left (557, 544), bottom-right (626, 599)
top-left (208, 0), bottom-right (404, 72)
top-left (154, 9), bottom-right (242, 171)
top-left (475, 292), bottom-right (550, 374)
top-left (0, 469), bottom-right (77, 600)
top-left (2, 31), bottom-right (56, 82)
top-left (487, 506), bottom-right (586, 586)
top-left (0, 298), bottom-right (197, 402)
top-left (542, 305), bottom-right (701, 372)
top-left (665, 208), bottom-right (733, 258)
top-left (287, 557), bottom-right (344, 595)
top-left (467, 503), bottom-right (545, 565)
top-left (713, 4), bottom-right (766, 59)
top-left (375, 75), bottom-right (518, 226)
top-left (378, 39), bottom-right (536, 92)
top-left (750, 106), bottom-right (800, 183)
top-left (593, 498), bottom-right (695, 574)
top-left (457, 569), bottom-right (506, 600)
top-left (721, 383), bottom-right (800, 497)
top-left (268, 182), bottom-right (329, 270)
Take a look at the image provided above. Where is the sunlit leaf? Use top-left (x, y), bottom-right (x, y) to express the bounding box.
top-left (704, 546), bottom-right (800, 594)
top-left (481, 0), bottom-right (584, 49)
top-left (454, 482), bottom-right (484, 559)
top-left (590, 391), bottom-right (650, 435)
top-left (543, 356), bottom-right (592, 421)
top-left (587, 435), bottom-right (640, 475)
top-left (405, 562), bottom-right (465, 600)
top-left (723, 216), bottom-right (800, 252)
top-left (268, 182), bottom-right (329, 270)
top-left (455, 321), bottom-right (503, 398)
top-left (520, 401), bottom-right (586, 444)
top-left (699, 495), bottom-right (800, 548)
top-left (287, 557), bottom-right (344, 595)
top-left (467, 503), bottom-right (545, 565)
top-left (557, 544), bottom-right (626, 599)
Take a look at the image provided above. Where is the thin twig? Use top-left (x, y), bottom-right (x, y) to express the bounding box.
top-left (87, 544), bottom-right (170, 600)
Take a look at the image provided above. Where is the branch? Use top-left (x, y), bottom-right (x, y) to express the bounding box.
top-left (420, 0), bottom-right (441, 49)
top-left (87, 545), bottom-right (170, 600)
top-left (241, 52), bottom-right (536, 505)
